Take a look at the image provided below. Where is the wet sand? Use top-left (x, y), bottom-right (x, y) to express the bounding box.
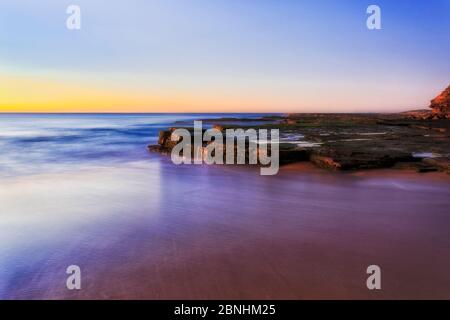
top-left (1, 158), bottom-right (450, 299)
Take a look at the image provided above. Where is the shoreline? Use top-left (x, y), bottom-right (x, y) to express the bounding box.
top-left (149, 113), bottom-right (450, 175)
top-left (1, 113), bottom-right (449, 300)
top-left (280, 161), bottom-right (450, 181)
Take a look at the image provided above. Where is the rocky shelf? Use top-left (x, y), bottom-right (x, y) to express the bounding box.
top-left (148, 114), bottom-right (450, 174)
top-left (148, 86), bottom-right (450, 174)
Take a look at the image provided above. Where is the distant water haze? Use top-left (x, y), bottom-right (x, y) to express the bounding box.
top-left (0, 114), bottom-right (449, 299)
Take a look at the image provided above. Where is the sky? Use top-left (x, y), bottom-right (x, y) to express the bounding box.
top-left (0, 0), bottom-right (449, 113)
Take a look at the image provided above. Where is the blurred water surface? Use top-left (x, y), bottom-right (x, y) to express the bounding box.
top-left (0, 113), bottom-right (449, 299)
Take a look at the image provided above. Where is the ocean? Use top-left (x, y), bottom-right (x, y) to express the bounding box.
top-left (0, 113), bottom-right (270, 178)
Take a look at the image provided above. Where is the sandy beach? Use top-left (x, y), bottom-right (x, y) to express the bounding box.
top-left (2, 156), bottom-right (449, 299)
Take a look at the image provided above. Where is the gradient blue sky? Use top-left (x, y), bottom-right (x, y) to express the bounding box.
top-left (0, 0), bottom-right (449, 112)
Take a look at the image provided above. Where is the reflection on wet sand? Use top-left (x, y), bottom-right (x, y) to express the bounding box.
top-left (1, 158), bottom-right (449, 299)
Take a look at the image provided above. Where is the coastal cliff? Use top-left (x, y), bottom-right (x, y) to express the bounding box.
top-left (430, 85), bottom-right (450, 119)
top-left (406, 85), bottom-right (450, 120)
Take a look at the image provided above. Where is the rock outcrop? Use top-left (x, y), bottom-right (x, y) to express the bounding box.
top-left (429, 85), bottom-right (450, 119)
top-left (149, 127), bottom-right (308, 165)
top-left (406, 85), bottom-right (450, 120)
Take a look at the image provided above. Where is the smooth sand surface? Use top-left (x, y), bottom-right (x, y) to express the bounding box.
top-left (1, 159), bottom-right (450, 299)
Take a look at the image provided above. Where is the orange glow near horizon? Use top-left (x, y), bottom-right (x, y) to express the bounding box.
top-left (0, 73), bottom-right (437, 113)
top-left (0, 74), bottom-right (286, 113)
